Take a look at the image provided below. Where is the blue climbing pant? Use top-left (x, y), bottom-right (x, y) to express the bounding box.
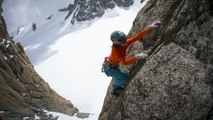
top-left (103, 64), bottom-right (128, 91)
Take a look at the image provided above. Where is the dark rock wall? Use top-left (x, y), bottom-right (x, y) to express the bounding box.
top-left (0, 2), bottom-right (79, 120)
top-left (99, 0), bottom-right (213, 120)
top-left (0, 0), bottom-right (9, 40)
top-left (99, 0), bottom-right (134, 9)
top-left (60, 0), bottom-right (105, 24)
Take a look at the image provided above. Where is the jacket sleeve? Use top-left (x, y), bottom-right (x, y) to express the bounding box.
top-left (120, 56), bottom-right (137, 65)
top-left (126, 28), bottom-right (150, 45)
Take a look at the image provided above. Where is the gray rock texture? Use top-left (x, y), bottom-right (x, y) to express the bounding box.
top-left (60, 0), bottom-right (105, 24)
top-left (99, 0), bottom-right (134, 9)
top-left (99, 0), bottom-right (213, 120)
top-left (0, 0), bottom-right (141, 119)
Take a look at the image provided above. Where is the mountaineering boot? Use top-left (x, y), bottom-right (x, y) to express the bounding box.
top-left (111, 85), bottom-right (125, 97)
top-left (111, 91), bottom-right (119, 97)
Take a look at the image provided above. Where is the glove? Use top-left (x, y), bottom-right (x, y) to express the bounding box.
top-left (135, 52), bottom-right (148, 59)
top-left (147, 20), bottom-right (161, 30)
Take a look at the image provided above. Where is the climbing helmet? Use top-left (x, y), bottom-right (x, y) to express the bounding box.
top-left (110, 31), bottom-right (127, 44)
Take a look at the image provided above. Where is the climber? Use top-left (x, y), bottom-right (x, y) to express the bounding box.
top-left (102, 20), bottom-right (161, 97)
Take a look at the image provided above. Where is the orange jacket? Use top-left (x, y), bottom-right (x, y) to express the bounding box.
top-left (107, 28), bottom-right (150, 66)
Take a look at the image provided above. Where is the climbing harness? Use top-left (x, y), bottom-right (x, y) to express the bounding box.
top-left (101, 57), bottom-right (117, 72)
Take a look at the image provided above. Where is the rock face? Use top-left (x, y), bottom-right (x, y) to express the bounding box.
top-left (0, 3), bottom-right (79, 120)
top-left (59, 0), bottom-right (135, 24)
top-left (99, 0), bottom-right (213, 120)
top-left (59, 0), bottom-right (105, 24)
top-left (99, 0), bottom-right (134, 9)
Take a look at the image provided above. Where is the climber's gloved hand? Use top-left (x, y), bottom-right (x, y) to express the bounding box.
top-left (135, 52), bottom-right (148, 59)
top-left (147, 20), bottom-right (161, 30)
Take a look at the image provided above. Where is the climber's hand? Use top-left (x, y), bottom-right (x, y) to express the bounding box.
top-left (135, 52), bottom-right (148, 59)
top-left (147, 20), bottom-right (161, 30)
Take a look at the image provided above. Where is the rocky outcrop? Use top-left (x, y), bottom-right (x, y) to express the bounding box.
top-left (99, 0), bottom-right (213, 120)
top-left (59, 0), bottom-right (135, 24)
top-left (0, 3), bottom-right (82, 120)
top-left (99, 0), bottom-right (134, 9)
top-left (59, 0), bottom-right (105, 24)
